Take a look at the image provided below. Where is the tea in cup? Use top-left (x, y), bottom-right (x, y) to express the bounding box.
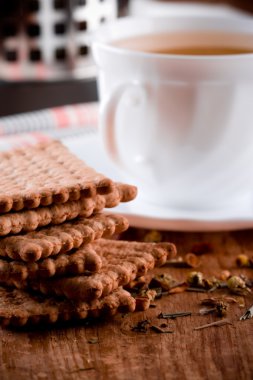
top-left (92, 16), bottom-right (253, 211)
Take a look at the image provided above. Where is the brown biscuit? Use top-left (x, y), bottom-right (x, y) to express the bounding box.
top-left (0, 183), bottom-right (136, 237)
top-left (0, 213), bottom-right (129, 262)
top-left (115, 183), bottom-right (138, 203)
top-left (0, 140), bottom-right (117, 214)
top-left (0, 286), bottom-right (136, 328)
top-left (0, 242), bottom-right (153, 283)
top-left (93, 239), bottom-right (177, 266)
top-left (0, 197), bottom-right (100, 237)
top-left (9, 239), bottom-right (177, 301)
top-left (0, 234), bottom-right (168, 283)
top-left (26, 262), bottom-right (138, 301)
top-left (0, 244), bottom-right (103, 282)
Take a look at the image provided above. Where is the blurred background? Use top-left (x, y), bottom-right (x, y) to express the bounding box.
top-left (0, 0), bottom-right (252, 116)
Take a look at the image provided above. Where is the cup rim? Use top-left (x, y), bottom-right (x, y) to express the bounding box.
top-left (92, 15), bottom-right (253, 61)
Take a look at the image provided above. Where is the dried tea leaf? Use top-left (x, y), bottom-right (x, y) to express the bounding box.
top-left (235, 254), bottom-right (251, 268)
top-left (187, 272), bottom-right (204, 287)
top-left (185, 253), bottom-right (201, 268)
top-left (227, 276), bottom-right (251, 295)
top-left (131, 319), bottom-right (151, 333)
top-left (150, 325), bottom-right (173, 334)
top-left (150, 274), bottom-right (178, 291)
top-left (143, 230), bottom-right (162, 243)
top-left (194, 319), bottom-right (232, 331)
top-left (158, 311), bottom-right (192, 319)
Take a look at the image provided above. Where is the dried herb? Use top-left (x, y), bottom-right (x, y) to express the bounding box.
top-left (240, 304), bottom-right (253, 320)
top-left (131, 288), bottom-right (157, 311)
top-left (202, 295), bottom-right (245, 308)
top-left (208, 281), bottom-right (227, 293)
top-left (200, 298), bottom-right (228, 317)
top-left (219, 270), bottom-right (231, 281)
top-left (132, 319), bottom-right (174, 334)
top-left (227, 275), bottom-right (251, 295)
top-left (194, 319), bottom-right (232, 331)
top-left (236, 254), bottom-right (253, 268)
top-left (201, 297), bottom-right (222, 306)
top-left (135, 297), bottom-right (151, 311)
top-left (150, 274), bottom-right (179, 291)
top-left (187, 272), bottom-right (226, 292)
top-left (131, 319), bottom-right (151, 333)
top-left (150, 325), bottom-right (173, 334)
top-left (187, 272), bottom-right (204, 288)
top-left (184, 253), bottom-right (201, 268)
top-left (224, 296), bottom-right (245, 306)
top-left (158, 311), bottom-right (192, 319)
top-left (239, 274), bottom-right (253, 288)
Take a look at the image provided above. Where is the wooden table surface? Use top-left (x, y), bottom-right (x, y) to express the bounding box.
top-left (1, 228), bottom-right (253, 380)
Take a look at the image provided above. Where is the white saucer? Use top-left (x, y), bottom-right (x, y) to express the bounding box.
top-left (129, 1), bottom-right (251, 19)
top-left (113, 199), bottom-right (253, 232)
top-left (63, 133), bottom-right (253, 232)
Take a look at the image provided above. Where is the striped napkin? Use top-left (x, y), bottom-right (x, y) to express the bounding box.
top-left (0, 102), bottom-right (98, 151)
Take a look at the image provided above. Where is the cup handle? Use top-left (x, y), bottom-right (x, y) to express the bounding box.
top-left (100, 81), bottom-right (147, 169)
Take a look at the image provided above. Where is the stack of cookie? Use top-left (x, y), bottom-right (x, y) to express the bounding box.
top-left (0, 141), bottom-right (176, 328)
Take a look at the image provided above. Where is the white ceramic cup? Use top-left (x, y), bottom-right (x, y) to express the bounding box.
top-left (92, 16), bottom-right (253, 211)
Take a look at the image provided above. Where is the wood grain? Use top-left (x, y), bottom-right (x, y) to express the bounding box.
top-left (1, 229), bottom-right (253, 380)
